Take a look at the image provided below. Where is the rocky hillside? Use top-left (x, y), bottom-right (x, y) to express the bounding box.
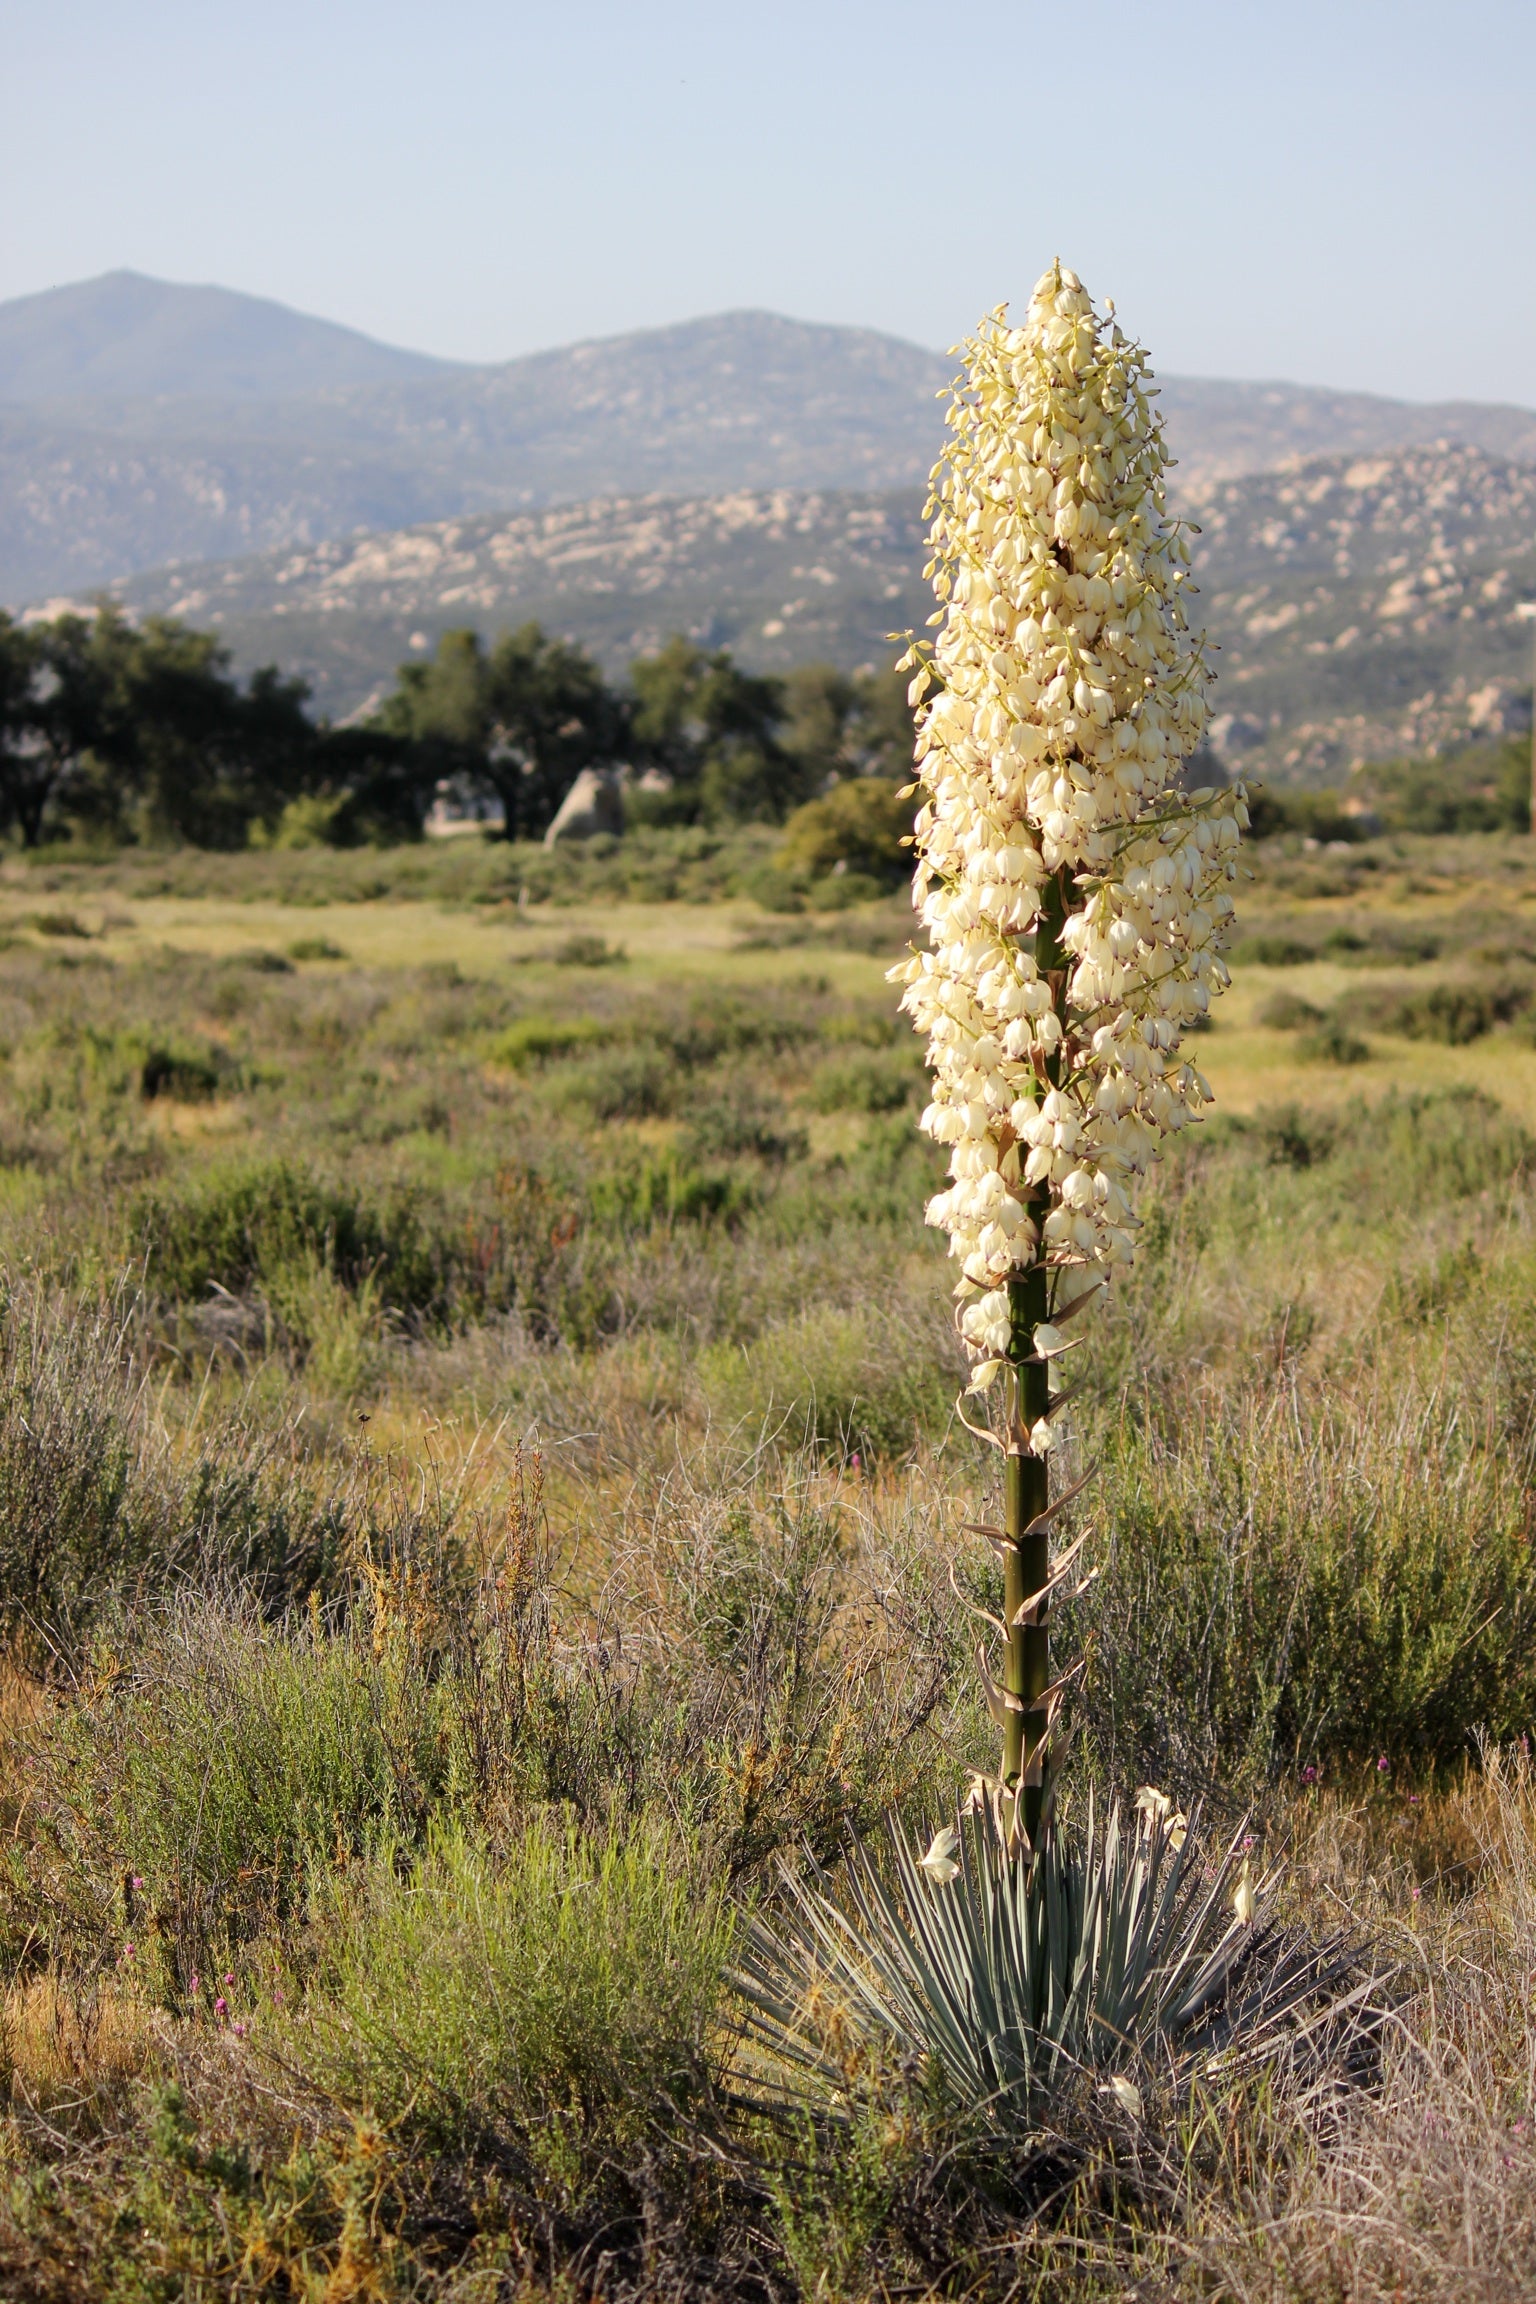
top-left (1190, 443), bottom-right (1536, 777)
top-left (89, 488), bottom-right (928, 715)
top-left (68, 442), bottom-right (1535, 781)
top-left (4, 277), bottom-right (1534, 605)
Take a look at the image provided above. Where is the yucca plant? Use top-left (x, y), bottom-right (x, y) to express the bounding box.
top-left (734, 1799), bottom-right (1353, 2136)
top-left (888, 258), bottom-right (1247, 1845)
top-left (728, 270), bottom-right (1342, 2136)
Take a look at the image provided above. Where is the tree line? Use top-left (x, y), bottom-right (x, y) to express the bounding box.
top-left (0, 609), bottom-right (915, 850)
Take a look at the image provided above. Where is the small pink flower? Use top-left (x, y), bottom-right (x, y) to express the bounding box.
top-left (1241, 1833), bottom-right (1255, 1851)
top-left (1412, 1886), bottom-right (1421, 1901)
top-left (121, 1942), bottom-right (135, 1961)
top-left (190, 1973), bottom-right (201, 1996)
top-left (1377, 1756), bottom-right (1390, 1772)
top-left (271, 1988), bottom-right (285, 2006)
top-left (214, 1996), bottom-right (227, 2019)
top-left (131, 1876), bottom-right (144, 1891)
top-left (1301, 1765), bottom-right (1319, 1784)
top-left (232, 2022), bottom-right (247, 2040)
top-left (223, 1972), bottom-right (235, 1987)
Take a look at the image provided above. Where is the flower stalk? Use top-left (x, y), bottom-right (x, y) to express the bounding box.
top-left (893, 262), bottom-right (1246, 1849)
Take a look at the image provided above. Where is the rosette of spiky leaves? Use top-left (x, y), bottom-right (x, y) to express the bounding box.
top-left (733, 1804), bottom-right (1359, 2139)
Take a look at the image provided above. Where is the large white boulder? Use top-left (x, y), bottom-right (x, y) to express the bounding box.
top-left (544, 768), bottom-right (624, 845)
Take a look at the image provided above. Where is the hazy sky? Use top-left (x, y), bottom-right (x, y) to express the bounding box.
top-left (3, 0), bottom-right (1533, 403)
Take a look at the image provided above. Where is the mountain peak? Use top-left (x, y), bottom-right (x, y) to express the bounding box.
top-left (0, 271), bottom-right (456, 403)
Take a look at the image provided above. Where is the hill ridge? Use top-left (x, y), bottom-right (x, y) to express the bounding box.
top-left (37, 438), bottom-right (1531, 785)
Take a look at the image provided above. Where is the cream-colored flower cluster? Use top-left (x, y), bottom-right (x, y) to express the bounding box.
top-left (890, 262), bottom-right (1246, 1391)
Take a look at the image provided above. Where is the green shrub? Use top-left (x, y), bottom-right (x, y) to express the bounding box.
top-left (57, 1608), bottom-right (445, 1971)
top-left (777, 779), bottom-right (912, 889)
top-left (809, 1049), bottom-right (924, 1115)
top-left (1363, 976), bottom-right (1534, 1045)
top-left (305, 1818), bottom-right (731, 2190)
top-left (741, 864), bottom-right (806, 914)
top-left (588, 1151), bottom-right (750, 1231)
top-left (1233, 932), bottom-right (1316, 966)
top-left (1080, 1371), bottom-right (1536, 1785)
top-left (553, 1043), bottom-right (676, 1122)
top-left (140, 1041), bottom-right (239, 1102)
top-left (1258, 992), bottom-right (1324, 1030)
top-left (0, 1284), bottom-right (357, 1661)
top-left (132, 1158), bottom-right (456, 1323)
top-left (683, 1085), bottom-right (807, 1165)
top-left (484, 1014), bottom-right (614, 1069)
top-left (1297, 1018), bottom-right (1369, 1064)
top-left (698, 1301), bottom-right (957, 1461)
top-left (551, 932), bottom-right (626, 967)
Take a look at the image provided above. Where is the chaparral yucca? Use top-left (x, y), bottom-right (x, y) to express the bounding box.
top-left (891, 259), bottom-right (1247, 1845)
top-left (734, 270), bottom-right (1373, 2133)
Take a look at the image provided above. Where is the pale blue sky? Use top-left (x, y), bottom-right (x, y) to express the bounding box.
top-left (3, 0), bottom-right (1532, 402)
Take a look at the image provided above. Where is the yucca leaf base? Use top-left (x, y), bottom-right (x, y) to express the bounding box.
top-left (734, 1801), bottom-right (1364, 2137)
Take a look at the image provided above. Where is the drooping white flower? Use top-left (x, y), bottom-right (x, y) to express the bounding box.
top-left (1134, 1784), bottom-right (1188, 1850)
top-left (919, 1825), bottom-right (961, 1885)
top-left (891, 262), bottom-right (1245, 1418)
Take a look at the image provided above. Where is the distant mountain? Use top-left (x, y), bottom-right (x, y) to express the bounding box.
top-left (0, 271), bottom-right (453, 402)
top-left (0, 405), bottom-right (482, 609)
top-left (76, 443), bottom-right (1536, 781)
top-left (2, 277), bottom-right (1534, 607)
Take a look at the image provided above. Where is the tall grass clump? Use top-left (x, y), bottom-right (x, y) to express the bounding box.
top-left (0, 1281), bottom-right (365, 1661)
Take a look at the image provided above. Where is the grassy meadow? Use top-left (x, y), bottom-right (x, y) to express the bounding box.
top-left (2, 822), bottom-right (1536, 2296)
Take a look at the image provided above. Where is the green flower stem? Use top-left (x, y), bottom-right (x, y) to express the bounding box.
top-left (1003, 871), bottom-right (1066, 1844)
top-left (1005, 1270), bottom-right (1051, 1843)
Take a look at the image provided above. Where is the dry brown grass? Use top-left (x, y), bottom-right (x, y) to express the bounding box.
top-left (0, 1973), bottom-right (157, 2112)
top-left (1180, 1750), bottom-right (1536, 2303)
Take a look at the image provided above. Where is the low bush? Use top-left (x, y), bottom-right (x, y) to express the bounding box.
top-left (552, 1041), bottom-right (676, 1122)
top-left (304, 1819), bottom-right (732, 2194)
top-left (683, 1085), bottom-right (808, 1165)
top-left (1080, 1375), bottom-right (1536, 1787)
top-left (48, 1603), bottom-right (449, 1979)
top-left (776, 778), bottom-right (913, 888)
top-left (1359, 974), bottom-right (1534, 1045)
top-left (484, 1014), bottom-right (615, 1069)
top-left (0, 1285), bottom-right (350, 1659)
top-left (809, 1048), bottom-right (925, 1114)
top-left (1258, 991), bottom-right (1324, 1030)
top-left (1233, 931), bottom-right (1317, 966)
top-left (139, 1040), bottom-right (239, 1102)
top-left (697, 1300), bottom-right (958, 1461)
top-left (1297, 1017), bottom-right (1369, 1064)
top-left (132, 1158), bottom-right (458, 1324)
top-left (588, 1149), bottom-right (751, 1232)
